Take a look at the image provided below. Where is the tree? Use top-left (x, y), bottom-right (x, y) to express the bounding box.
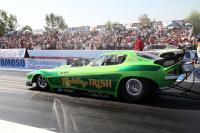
top-left (44, 13), bottom-right (68, 32)
top-left (112, 22), bottom-right (120, 28)
top-left (138, 14), bottom-right (151, 27)
top-left (22, 25), bottom-right (33, 33)
top-left (185, 10), bottom-right (200, 35)
top-left (7, 14), bottom-right (17, 31)
top-left (105, 20), bottom-right (112, 30)
top-left (0, 19), bottom-right (6, 36)
top-left (105, 20), bottom-right (120, 30)
top-left (0, 10), bottom-right (18, 36)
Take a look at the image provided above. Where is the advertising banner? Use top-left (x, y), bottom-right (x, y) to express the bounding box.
top-left (0, 49), bottom-right (26, 58)
top-left (0, 58), bottom-right (26, 68)
top-left (26, 58), bottom-right (67, 69)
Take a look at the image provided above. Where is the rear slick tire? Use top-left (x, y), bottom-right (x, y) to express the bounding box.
top-left (119, 78), bottom-right (152, 102)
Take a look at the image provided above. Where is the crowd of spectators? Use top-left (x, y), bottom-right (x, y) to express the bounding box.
top-left (0, 22), bottom-right (197, 50)
top-left (147, 28), bottom-right (194, 46)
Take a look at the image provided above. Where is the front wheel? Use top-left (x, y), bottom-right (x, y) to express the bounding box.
top-left (119, 78), bottom-right (152, 102)
top-left (36, 75), bottom-right (48, 90)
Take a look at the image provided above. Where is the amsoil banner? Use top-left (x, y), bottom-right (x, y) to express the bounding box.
top-left (0, 58), bottom-right (26, 68)
top-left (0, 49), bottom-right (26, 58)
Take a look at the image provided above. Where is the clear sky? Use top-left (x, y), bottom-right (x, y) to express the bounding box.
top-left (0, 0), bottom-right (199, 29)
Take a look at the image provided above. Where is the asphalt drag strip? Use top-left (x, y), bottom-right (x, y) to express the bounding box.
top-left (1, 70), bottom-right (200, 133)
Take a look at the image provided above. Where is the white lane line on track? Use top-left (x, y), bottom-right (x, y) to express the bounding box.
top-left (0, 88), bottom-right (31, 93)
top-left (0, 83), bottom-right (29, 88)
top-left (0, 90), bottom-right (27, 95)
top-left (0, 119), bottom-right (55, 133)
top-left (53, 99), bottom-right (78, 133)
top-left (0, 79), bottom-right (25, 84)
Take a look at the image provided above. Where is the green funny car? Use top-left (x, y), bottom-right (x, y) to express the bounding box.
top-left (26, 51), bottom-right (184, 102)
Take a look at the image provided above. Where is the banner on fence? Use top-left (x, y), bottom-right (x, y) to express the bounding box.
top-left (26, 58), bottom-right (67, 69)
top-left (0, 58), bottom-right (26, 68)
top-left (0, 49), bottom-right (27, 58)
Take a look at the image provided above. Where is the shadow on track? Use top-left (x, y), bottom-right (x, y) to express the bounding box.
top-left (28, 86), bottom-right (200, 111)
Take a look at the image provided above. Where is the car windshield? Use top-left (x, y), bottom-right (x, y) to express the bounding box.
top-left (90, 54), bottom-right (126, 66)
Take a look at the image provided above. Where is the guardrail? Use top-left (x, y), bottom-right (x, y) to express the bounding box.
top-left (27, 50), bottom-right (121, 58)
top-left (0, 49), bottom-right (198, 70)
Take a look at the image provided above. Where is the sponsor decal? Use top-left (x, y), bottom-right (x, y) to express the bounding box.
top-left (127, 57), bottom-right (138, 62)
top-left (0, 58), bottom-right (25, 68)
top-left (60, 71), bottom-right (69, 75)
top-left (88, 79), bottom-right (112, 89)
top-left (61, 77), bottom-right (112, 89)
top-left (61, 77), bottom-right (88, 88)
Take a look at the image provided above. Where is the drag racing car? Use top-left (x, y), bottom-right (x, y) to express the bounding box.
top-left (26, 51), bottom-right (184, 102)
top-left (143, 44), bottom-right (184, 59)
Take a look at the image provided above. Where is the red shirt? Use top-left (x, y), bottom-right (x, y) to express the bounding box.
top-left (134, 38), bottom-right (144, 51)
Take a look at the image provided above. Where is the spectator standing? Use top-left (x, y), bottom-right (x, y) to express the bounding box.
top-left (149, 35), bottom-right (155, 44)
top-left (134, 35), bottom-right (144, 51)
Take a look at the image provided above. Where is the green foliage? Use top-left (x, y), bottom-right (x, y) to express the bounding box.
top-left (44, 13), bottom-right (68, 32)
top-left (138, 14), bottom-right (151, 27)
top-left (0, 20), bottom-right (6, 36)
top-left (0, 10), bottom-right (17, 36)
top-left (105, 20), bottom-right (120, 30)
top-left (21, 25), bottom-right (33, 33)
top-left (185, 10), bottom-right (200, 35)
top-left (7, 14), bottom-right (17, 31)
top-left (105, 20), bottom-right (112, 30)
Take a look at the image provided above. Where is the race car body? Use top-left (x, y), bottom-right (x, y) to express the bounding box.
top-left (143, 44), bottom-right (184, 59)
top-left (26, 51), bottom-right (183, 102)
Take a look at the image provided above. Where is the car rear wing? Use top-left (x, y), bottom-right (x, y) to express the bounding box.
top-left (154, 53), bottom-right (184, 67)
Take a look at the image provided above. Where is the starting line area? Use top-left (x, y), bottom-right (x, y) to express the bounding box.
top-left (0, 119), bottom-right (55, 133)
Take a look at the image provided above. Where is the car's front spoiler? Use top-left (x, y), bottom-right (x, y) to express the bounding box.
top-left (26, 81), bottom-right (33, 86)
